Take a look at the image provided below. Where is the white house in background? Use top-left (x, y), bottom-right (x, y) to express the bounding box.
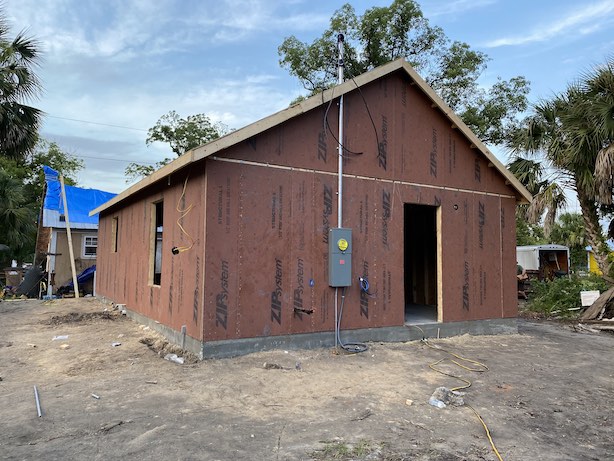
top-left (36, 166), bottom-right (116, 295)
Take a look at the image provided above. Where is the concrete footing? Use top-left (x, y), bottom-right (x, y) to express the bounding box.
top-left (200, 318), bottom-right (517, 358)
top-left (98, 296), bottom-right (517, 360)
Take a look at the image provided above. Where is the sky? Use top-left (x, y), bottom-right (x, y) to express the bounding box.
top-left (5, 0), bottom-right (614, 206)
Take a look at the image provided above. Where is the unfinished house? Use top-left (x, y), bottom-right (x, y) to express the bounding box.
top-left (38, 166), bottom-right (116, 295)
top-left (92, 59), bottom-right (531, 358)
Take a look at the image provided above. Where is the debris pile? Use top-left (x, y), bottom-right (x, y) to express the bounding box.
top-left (577, 286), bottom-right (614, 333)
top-left (428, 387), bottom-right (465, 409)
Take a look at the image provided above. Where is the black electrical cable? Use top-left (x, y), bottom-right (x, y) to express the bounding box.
top-left (344, 69), bottom-right (382, 160)
top-left (335, 287), bottom-right (368, 353)
top-left (321, 75), bottom-right (364, 157)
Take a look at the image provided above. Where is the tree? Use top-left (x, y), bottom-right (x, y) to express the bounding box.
top-left (278, 0), bottom-right (530, 145)
top-left (0, 139), bottom-right (83, 203)
top-left (548, 213), bottom-right (587, 270)
top-left (515, 213), bottom-right (546, 246)
top-left (509, 59), bottom-right (614, 278)
top-left (0, 168), bottom-right (36, 263)
top-left (0, 11), bottom-right (42, 160)
top-left (0, 140), bottom-right (83, 263)
top-left (507, 157), bottom-right (567, 236)
top-left (125, 111), bottom-right (228, 182)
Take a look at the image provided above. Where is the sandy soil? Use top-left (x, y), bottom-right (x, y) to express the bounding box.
top-left (1, 297), bottom-right (612, 461)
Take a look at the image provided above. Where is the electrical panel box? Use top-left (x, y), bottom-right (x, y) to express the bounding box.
top-left (329, 228), bottom-right (352, 287)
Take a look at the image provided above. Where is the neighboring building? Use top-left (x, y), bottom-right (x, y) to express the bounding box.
top-left (37, 166), bottom-right (116, 295)
top-left (92, 59), bottom-right (531, 358)
top-left (586, 244), bottom-right (614, 275)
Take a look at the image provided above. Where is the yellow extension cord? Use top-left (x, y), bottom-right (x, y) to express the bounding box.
top-left (174, 176), bottom-right (195, 253)
top-left (422, 339), bottom-right (504, 461)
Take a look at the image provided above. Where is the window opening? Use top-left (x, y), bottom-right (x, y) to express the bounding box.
top-left (152, 201), bottom-right (163, 285)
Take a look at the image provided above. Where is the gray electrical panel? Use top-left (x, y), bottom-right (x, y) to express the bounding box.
top-left (329, 228), bottom-right (352, 287)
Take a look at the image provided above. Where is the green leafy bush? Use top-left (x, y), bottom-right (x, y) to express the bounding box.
top-left (527, 274), bottom-right (608, 317)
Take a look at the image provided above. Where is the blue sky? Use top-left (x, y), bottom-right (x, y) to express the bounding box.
top-left (6, 0), bottom-right (614, 203)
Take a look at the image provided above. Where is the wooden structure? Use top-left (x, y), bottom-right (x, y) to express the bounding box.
top-left (92, 59), bottom-right (531, 357)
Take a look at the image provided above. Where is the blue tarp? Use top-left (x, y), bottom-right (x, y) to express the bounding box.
top-left (58, 265), bottom-right (96, 294)
top-left (43, 166), bottom-right (116, 226)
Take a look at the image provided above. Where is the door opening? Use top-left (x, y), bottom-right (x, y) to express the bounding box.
top-left (404, 203), bottom-right (438, 324)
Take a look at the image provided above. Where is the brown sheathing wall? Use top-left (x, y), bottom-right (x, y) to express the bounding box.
top-left (202, 70), bottom-right (518, 341)
top-left (97, 68), bottom-right (518, 345)
top-left (97, 166), bottom-right (206, 343)
top-left (500, 197), bottom-right (517, 318)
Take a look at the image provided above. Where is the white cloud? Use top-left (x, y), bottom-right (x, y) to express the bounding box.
top-left (2, 0), bottom-right (329, 192)
top-left (486, 0), bottom-right (614, 47)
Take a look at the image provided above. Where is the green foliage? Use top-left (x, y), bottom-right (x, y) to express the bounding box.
top-left (0, 139), bottom-right (82, 263)
top-left (146, 110), bottom-right (227, 156)
top-left (509, 58), bottom-right (614, 277)
top-left (0, 139), bottom-right (83, 203)
top-left (548, 213), bottom-right (587, 270)
top-left (0, 10), bottom-right (43, 159)
top-left (0, 168), bottom-right (36, 263)
top-left (460, 76), bottom-right (530, 145)
top-left (124, 158), bottom-right (170, 184)
top-left (125, 111), bottom-right (228, 182)
top-left (508, 157), bottom-right (567, 235)
top-left (278, 0), bottom-right (530, 145)
top-left (515, 211), bottom-right (546, 246)
top-left (527, 274), bottom-right (607, 317)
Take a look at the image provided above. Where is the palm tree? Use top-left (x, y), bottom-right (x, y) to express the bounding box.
top-left (510, 59), bottom-right (614, 278)
top-left (0, 168), bottom-right (36, 260)
top-left (507, 157), bottom-right (567, 236)
top-left (0, 12), bottom-right (42, 159)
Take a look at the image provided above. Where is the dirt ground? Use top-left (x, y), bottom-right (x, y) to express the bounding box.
top-left (1, 298), bottom-right (612, 461)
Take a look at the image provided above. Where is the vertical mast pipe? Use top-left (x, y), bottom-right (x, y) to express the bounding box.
top-left (337, 33), bottom-right (344, 228)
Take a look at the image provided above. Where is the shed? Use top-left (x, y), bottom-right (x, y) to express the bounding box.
top-left (92, 59), bottom-right (531, 358)
top-left (37, 166), bottom-right (116, 295)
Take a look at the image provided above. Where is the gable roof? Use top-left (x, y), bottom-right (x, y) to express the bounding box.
top-left (43, 166), bottom-right (117, 229)
top-left (92, 58), bottom-right (531, 215)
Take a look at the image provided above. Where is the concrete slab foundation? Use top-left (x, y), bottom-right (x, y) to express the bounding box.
top-left (201, 318), bottom-right (518, 358)
top-left (99, 297), bottom-right (517, 359)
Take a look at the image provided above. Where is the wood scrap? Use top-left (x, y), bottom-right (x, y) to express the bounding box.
top-left (580, 286), bottom-right (614, 320)
top-left (589, 325), bottom-right (614, 331)
top-left (573, 324), bottom-right (599, 333)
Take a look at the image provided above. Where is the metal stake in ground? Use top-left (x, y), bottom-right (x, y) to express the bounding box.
top-left (33, 385), bottom-right (42, 417)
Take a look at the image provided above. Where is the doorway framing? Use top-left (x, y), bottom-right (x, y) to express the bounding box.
top-left (403, 202), bottom-right (443, 324)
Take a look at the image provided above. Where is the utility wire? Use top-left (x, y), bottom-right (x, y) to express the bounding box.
top-left (72, 153), bottom-right (158, 165)
top-left (45, 114), bottom-right (148, 132)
